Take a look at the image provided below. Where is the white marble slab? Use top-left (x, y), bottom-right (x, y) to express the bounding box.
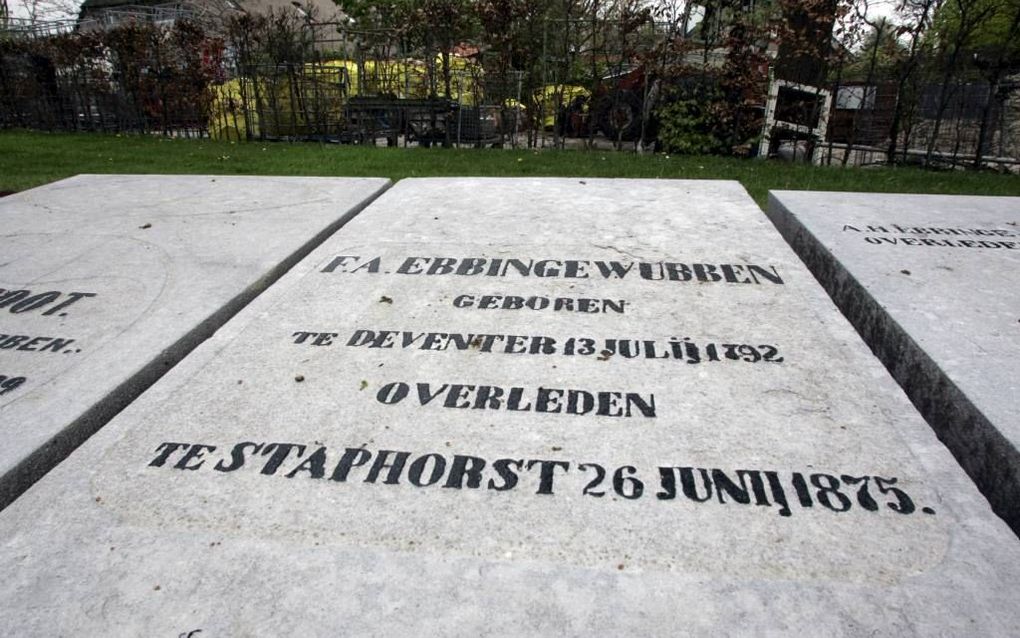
top-left (0, 174), bottom-right (389, 508)
top-left (0, 179), bottom-right (1018, 636)
top-left (768, 189), bottom-right (1020, 535)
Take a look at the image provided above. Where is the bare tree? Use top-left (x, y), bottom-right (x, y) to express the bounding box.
top-left (923, 0), bottom-right (995, 165)
top-left (16, 0), bottom-right (82, 24)
top-left (885, 0), bottom-right (941, 164)
top-left (841, 1), bottom-right (890, 165)
top-left (973, 0), bottom-right (1020, 168)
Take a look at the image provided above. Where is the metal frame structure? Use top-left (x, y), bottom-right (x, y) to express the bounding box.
top-left (757, 77), bottom-right (832, 161)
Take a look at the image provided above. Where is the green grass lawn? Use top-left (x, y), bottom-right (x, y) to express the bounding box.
top-left (2, 130), bottom-right (1017, 208)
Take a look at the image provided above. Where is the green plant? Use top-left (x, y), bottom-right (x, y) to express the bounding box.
top-left (654, 94), bottom-right (724, 155)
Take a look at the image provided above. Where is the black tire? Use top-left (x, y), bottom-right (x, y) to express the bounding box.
top-left (598, 90), bottom-right (643, 141)
top-left (555, 96), bottom-right (588, 137)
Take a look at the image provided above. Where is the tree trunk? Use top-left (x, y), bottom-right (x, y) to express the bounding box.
top-left (973, 4), bottom-right (1020, 168)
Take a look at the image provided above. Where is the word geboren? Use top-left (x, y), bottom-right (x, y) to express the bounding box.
top-left (148, 441), bottom-right (935, 518)
top-left (321, 255), bottom-right (784, 285)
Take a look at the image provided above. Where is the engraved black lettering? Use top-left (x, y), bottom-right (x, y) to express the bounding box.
top-left (678, 467), bottom-right (713, 502)
top-left (377, 382), bottom-right (409, 404)
top-left (286, 446), bottom-right (328, 479)
top-left (407, 453), bottom-right (446, 487)
top-left (656, 467), bottom-right (677, 500)
top-left (487, 458), bottom-right (523, 491)
top-left (174, 444), bottom-right (217, 471)
top-left (320, 255), bottom-right (359, 273)
top-left (214, 442), bottom-right (265, 472)
top-left (149, 442), bottom-right (190, 467)
top-left (580, 463), bottom-right (607, 497)
top-left (259, 443), bottom-right (306, 475)
top-left (330, 448), bottom-right (372, 482)
top-left (593, 261), bottom-right (633, 279)
top-left (527, 459), bottom-right (569, 495)
top-left (364, 450), bottom-right (411, 484)
top-left (39, 338), bottom-right (74, 353)
top-left (442, 384), bottom-right (474, 408)
top-left (10, 291), bottom-right (60, 313)
top-left (444, 454), bottom-right (486, 489)
top-left (417, 382), bottom-right (449, 405)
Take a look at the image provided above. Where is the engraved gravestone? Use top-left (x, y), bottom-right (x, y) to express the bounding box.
top-left (767, 190), bottom-right (1020, 535)
top-left (1, 179), bottom-right (1019, 635)
top-left (0, 175), bottom-right (389, 508)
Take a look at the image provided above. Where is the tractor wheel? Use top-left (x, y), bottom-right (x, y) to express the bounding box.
top-left (556, 96), bottom-right (588, 138)
top-left (598, 90), bottom-right (643, 141)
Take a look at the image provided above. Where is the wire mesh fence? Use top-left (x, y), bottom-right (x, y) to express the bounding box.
top-left (816, 75), bottom-right (1020, 169)
top-left (0, 1), bottom-right (1018, 170)
top-left (0, 15), bottom-right (219, 137)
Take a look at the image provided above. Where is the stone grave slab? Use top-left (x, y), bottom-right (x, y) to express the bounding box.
top-left (767, 190), bottom-right (1020, 535)
top-left (0, 174), bottom-right (390, 508)
top-left (1, 178), bottom-right (1019, 635)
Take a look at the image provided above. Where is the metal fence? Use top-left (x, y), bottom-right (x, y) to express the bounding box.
top-left (1, 5), bottom-right (1018, 169)
top-left (0, 15), bottom-right (215, 136)
top-left (809, 75), bottom-right (1019, 169)
top-left (207, 61), bottom-right (524, 147)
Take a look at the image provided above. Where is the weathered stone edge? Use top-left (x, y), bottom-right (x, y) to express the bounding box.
top-left (0, 178), bottom-right (393, 512)
top-left (765, 191), bottom-right (1020, 537)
